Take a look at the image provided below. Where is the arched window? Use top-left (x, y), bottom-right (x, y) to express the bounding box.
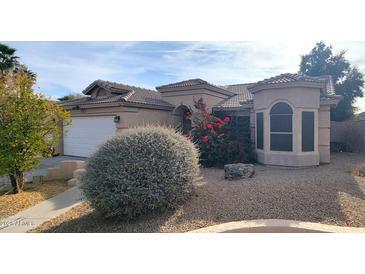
top-left (270, 102), bottom-right (293, 151)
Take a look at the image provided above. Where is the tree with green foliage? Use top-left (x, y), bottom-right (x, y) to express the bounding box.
top-left (58, 93), bottom-right (84, 101)
top-left (0, 69), bottom-right (70, 193)
top-left (0, 43), bottom-right (19, 73)
top-left (0, 43), bottom-right (36, 81)
top-left (299, 42), bottom-right (364, 121)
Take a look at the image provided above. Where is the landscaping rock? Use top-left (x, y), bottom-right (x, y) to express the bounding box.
top-left (45, 160), bottom-right (86, 181)
top-left (59, 160), bottom-right (86, 179)
top-left (352, 164), bottom-right (365, 177)
top-left (224, 163), bottom-right (255, 180)
top-left (67, 178), bottom-right (80, 187)
top-left (73, 168), bottom-right (86, 180)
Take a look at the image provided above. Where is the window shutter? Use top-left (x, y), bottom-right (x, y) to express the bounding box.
top-left (302, 111), bottom-right (314, 152)
top-left (256, 112), bottom-right (264, 149)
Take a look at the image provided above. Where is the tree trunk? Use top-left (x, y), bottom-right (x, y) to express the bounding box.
top-left (9, 168), bottom-right (25, 194)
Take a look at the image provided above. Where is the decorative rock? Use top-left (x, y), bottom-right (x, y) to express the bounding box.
top-left (45, 160), bottom-right (86, 180)
top-left (45, 167), bottom-right (65, 180)
top-left (73, 168), bottom-right (86, 180)
top-left (67, 178), bottom-right (80, 187)
top-left (59, 160), bottom-right (86, 179)
top-left (224, 163), bottom-right (255, 180)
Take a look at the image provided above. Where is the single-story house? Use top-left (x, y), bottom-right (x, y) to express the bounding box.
top-left (59, 73), bottom-right (341, 167)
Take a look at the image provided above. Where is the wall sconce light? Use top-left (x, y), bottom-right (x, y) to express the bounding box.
top-left (114, 115), bottom-right (120, 123)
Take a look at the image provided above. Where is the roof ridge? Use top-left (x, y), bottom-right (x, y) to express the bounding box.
top-left (123, 89), bottom-right (136, 101)
top-left (97, 79), bottom-right (157, 93)
top-left (156, 78), bottom-right (207, 89)
top-left (225, 82), bottom-right (255, 87)
top-left (58, 96), bottom-right (89, 104)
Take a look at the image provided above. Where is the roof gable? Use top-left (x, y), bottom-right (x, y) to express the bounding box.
top-left (83, 80), bottom-right (144, 95)
top-left (61, 80), bottom-right (174, 109)
top-left (248, 73), bottom-right (335, 95)
top-left (156, 78), bottom-right (235, 96)
top-left (213, 83), bottom-right (253, 111)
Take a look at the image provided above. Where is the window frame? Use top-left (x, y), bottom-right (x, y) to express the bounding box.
top-left (256, 112), bottom-right (264, 150)
top-left (301, 111), bottom-right (315, 152)
top-left (269, 102), bottom-right (293, 152)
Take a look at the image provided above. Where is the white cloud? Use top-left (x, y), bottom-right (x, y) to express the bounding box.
top-left (152, 41), bottom-right (318, 84)
top-left (8, 41), bottom-right (365, 111)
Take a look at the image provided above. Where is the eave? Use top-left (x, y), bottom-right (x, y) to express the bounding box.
top-left (157, 83), bottom-right (235, 97)
top-left (249, 81), bottom-right (325, 93)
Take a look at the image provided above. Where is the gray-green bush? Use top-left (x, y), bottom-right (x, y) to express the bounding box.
top-left (81, 126), bottom-right (200, 220)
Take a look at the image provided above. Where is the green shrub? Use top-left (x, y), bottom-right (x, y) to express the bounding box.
top-left (81, 126), bottom-right (200, 220)
top-left (189, 98), bottom-right (255, 167)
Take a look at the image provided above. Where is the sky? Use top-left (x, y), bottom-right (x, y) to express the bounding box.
top-left (6, 41), bottom-right (365, 112)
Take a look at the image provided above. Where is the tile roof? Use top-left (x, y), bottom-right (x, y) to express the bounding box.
top-left (214, 84), bottom-right (253, 109)
top-left (156, 78), bottom-right (234, 96)
top-left (60, 73), bottom-right (337, 111)
top-left (60, 80), bottom-right (174, 108)
top-left (156, 78), bottom-right (209, 89)
top-left (82, 80), bottom-right (152, 95)
top-left (249, 73), bottom-right (335, 95)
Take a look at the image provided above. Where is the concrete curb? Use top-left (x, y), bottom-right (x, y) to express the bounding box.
top-left (0, 186), bottom-right (84, 233)
top-left (188, 219), bottom-right (365, 233)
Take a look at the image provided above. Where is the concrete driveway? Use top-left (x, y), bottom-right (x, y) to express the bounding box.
top-left (0, 156), bottom-right (86, 185)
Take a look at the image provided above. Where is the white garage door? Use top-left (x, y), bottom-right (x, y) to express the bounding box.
top-left (63, 116), bottom-right (116, 157)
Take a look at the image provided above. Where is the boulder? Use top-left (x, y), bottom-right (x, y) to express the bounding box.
top-left (73, 168), bottom-right (86, 180)
top-left (45, 160), bottom-right (86, 181)
top-left (224, 163), bottom-right (255, 180)
top-left (67, 178), bottom-right (80, 187)
top-left (59, 160), bottom-right (86, 179)
top-left (45, 167), bottom-right (64, 180)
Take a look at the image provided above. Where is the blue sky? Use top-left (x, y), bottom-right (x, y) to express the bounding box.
top-left (6, 41), bottom-right (365, 111)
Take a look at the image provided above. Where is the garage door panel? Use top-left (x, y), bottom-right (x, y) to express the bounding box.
top-left (63, 116), bottom-right (116, 157)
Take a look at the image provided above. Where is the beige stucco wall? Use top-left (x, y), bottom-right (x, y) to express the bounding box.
top-left (318, 105), bottom-right (331, 163)
top-left (253, 87), bottom-right (322, 167)
top-left (160, 88), bottom-right (229, 111)
top-left (115, 107), bottom-right (174, 134)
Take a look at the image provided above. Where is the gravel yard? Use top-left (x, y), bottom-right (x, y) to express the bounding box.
top-left (31, 152), bottom-right (365, 232)
top-left (0, 180), bottom-right (70, 220)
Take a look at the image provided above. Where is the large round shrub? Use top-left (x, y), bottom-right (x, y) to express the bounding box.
top-left (81, 126), bottom-right (200, 220)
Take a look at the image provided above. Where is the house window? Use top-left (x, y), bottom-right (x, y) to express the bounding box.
top-left (302, 111), bottom-right (314, 152)
top-left (270, 102), bottom-right (293, 151)
top-left (256, 112), bottom-right (264, 149)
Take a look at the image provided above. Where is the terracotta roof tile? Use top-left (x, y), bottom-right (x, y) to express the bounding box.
top-left (60, 80), bottom-right (174, 108)
top-left (156, 78), bottom-right (209, 89)
top-left (249, 73), bottom-right (335, 95)
top-left (214, 84), bottom-right (253, 109)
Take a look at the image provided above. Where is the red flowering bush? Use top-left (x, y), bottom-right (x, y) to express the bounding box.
top-left (189, 98), bottom-right (254, 167)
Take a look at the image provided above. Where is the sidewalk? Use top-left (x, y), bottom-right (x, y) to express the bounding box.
top-left (0, 186), bottom-right (84, 233)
